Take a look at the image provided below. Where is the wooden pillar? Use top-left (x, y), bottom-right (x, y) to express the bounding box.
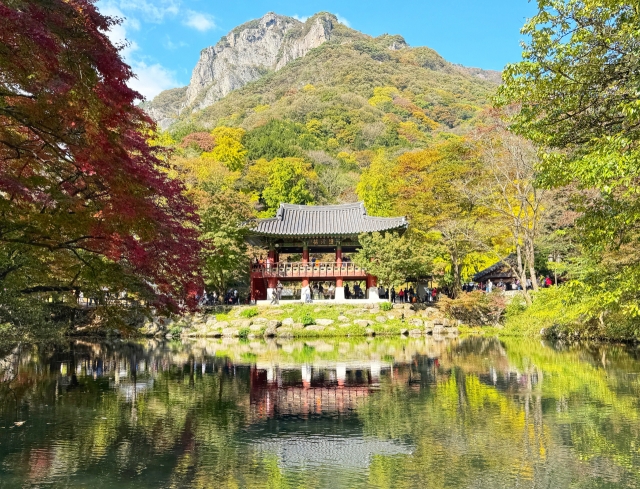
top-left (302, 242), bottom-right (309, 288)
top-left (336, 245), bottom-right (343, 287)
top-left (366, 273), bottom-right (378, 288)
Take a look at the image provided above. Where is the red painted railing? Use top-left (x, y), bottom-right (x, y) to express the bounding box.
top-left (252, 262), bottom-right (367, 279)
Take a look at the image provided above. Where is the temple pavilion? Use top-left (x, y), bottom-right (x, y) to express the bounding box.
top-left (247, 202), bottom-right (408, 303)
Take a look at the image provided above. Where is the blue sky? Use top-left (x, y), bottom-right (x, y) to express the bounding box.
top-left (96, 0), bottom-right (538, 100)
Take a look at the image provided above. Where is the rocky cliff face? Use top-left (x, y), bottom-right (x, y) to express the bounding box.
top-left (147, 13), bottom-right (334, 128)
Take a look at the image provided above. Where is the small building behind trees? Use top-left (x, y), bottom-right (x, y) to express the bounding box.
top-left (472, 254), bottom-right (520, 286)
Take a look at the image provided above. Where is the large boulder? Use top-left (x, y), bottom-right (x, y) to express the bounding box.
top-left (282, 317), bottom-right (294, 326)
top-left (432, 325), bottom-right (445, 335)
top-left (338, 315), bottom-right (349, 322)
top-left (264, 327), bottom-right (277, 338)
top-left (348, 309), bottom-right (367, 317)
top-left (409, 318), bottom-right (423, 327)
top-left (365, 328), bottom-right (376, 336)
top-left (231, 319), bottom-right (252, 328)
top-left (276, 328), bottom-right (294, 338)
top-left (216, 321), bottom-right (229, 329)
top-left (249, 324), bottom-right (264, 332)
top-left (400, 329), bottom-right (409, 336)
top-left (252, 318), bottom-right (268, 324)
top-left (305, 325), bottom-right (326, 332)
top-left (354, 319), bottom-right (372, 327)
top-left (315, 319), bottom-right (334, 326)
top-left (267, 320), bottom-right (282, 329)
top-left (423, 307), bottom-right (438, 317)
top-left (205, 317), bottom-right (217, 327)
top-left (409, 329), bottom-right (423, 336)
top-left (222, 327), bottom-right (239, 338)
top-left (375, 316), bottom-right (388, 324)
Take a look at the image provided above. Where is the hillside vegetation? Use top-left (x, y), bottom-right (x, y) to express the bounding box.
top-left (147, 14), bottom-right (500, 213)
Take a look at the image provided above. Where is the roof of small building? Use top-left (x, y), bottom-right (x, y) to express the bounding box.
top-left (473, 254), bottom-right (519, 282)
top-left (250, 202), bottom-right (408, 238)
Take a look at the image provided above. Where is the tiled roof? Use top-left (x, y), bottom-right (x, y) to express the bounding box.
top-left (250, 203), bottom-right (407, 237)
top-left (472, 254), bottom-right (518, 281)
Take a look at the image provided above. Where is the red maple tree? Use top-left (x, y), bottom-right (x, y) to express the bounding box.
top-left (0, 0), bottom-right (201, 309)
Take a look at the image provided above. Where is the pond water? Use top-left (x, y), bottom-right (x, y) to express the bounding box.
top-left (1, 336), bottom-right (640, 488)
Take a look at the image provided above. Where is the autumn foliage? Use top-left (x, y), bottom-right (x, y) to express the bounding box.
top-left (0, 0), bottom-right (201, 311)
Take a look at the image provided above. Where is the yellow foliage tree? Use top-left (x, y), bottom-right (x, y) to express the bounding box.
top-left (356, 151), bottom-right (396, 217)
top-left (368, 86), bottom-right (400, 107)
top-left (202, 126), bottom-right (247, 171)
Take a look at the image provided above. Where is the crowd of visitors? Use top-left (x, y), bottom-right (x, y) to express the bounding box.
top-left (390, 286), bottom-right (439, 304)
top-left (469, 276), bottom-right (556, 294)
top-left (198, 289), bottom-right (245, 306)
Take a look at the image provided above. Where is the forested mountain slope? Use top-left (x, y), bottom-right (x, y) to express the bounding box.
top-left (145, 11), bottom-right (500, 144)
top-left (142, 11), bottom-right (502, 221)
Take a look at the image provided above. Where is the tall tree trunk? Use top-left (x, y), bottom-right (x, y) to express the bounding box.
top-left (516, 242), bottom-right (532, 305)
top-left (450, 245), bottom-right (462, 299)
top-left (524, 235), bottom-right (539, 291)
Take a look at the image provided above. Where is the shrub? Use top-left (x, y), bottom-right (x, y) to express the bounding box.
top-left (301, 311), bottom-right (315, 326)
top-left (379, 301), bottom-right (393, 312)
top-left (439, 291), bottom-right (508, 326)
top-left (238, 327), bottom-right (251, 339)
top-left (240, 307), bottom-right (259, 318)
top-left (503, 287), bottom-right (587, 337)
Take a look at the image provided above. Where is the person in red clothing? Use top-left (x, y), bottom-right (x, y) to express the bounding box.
top-left (398, 288), bottom-right (405, 303)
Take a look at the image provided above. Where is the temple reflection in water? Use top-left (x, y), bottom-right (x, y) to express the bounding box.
top-left (3, 337), bottom-right (640, 488)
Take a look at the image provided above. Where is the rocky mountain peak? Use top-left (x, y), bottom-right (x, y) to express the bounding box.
top-left (183, 12), bottom-right (334, 112)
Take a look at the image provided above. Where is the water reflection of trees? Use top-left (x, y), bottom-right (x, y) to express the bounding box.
top-left (1, 337), bottom-right (639, 487)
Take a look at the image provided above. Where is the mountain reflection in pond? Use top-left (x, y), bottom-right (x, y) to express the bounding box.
top-left (1, 337), bottom-right (640, 488)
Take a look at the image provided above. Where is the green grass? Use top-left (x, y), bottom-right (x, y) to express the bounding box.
top-left (172, 303), bottom-right (428, 339)
top-left (502, 287), bottom-right (579, 337)
top-left (240, 307), bottom-right (259, 318)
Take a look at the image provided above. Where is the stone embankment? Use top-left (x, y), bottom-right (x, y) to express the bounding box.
top-left (139, 304), bottom-right (460, 340)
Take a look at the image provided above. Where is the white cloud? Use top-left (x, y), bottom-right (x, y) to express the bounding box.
top-left (118, 0), bottom-right (180, 23)
top-left (129, 61), bottom-right (180, 100)
top-left (98, 3), bottom-right (140, 58)
top-left (336, 14), bottom-right (351, 27)
top-left (97, 1), bottom-right (179, 100)
top-left (292, 14), bottom-right (309, 22)
top-left (183, 10), bottom-right (216, 32)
